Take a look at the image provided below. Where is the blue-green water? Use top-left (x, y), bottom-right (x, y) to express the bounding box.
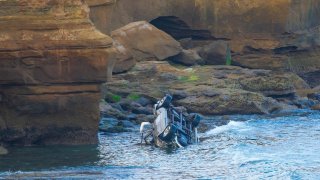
top-left (0, 110), bottom-right (320, 179)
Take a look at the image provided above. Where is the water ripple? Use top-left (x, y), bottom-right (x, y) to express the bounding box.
top-left (1, 110), bottom-right (320, 179)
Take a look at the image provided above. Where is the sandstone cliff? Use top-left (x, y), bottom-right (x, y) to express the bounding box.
top-left (0, 0), bottom-right (116, 145)
top-left (87, 0), bottom-right (320, 86)
top-left (88, 0), bottom-right (320, 36)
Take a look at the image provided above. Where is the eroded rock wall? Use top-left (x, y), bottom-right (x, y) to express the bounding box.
top-left (88, 0), bottom-right (320, 37)
top-left (0, 0), bottom-right (116, 145)
top-left (87, 0), bottom-right (320, 87)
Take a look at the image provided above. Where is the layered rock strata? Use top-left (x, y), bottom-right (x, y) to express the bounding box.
top-left (0, 0), bottom-right (116, 145)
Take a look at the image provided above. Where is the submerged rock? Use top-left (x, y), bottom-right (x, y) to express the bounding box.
top-left (311, 104), bottom-right (320, 110)
top-left (99, 118), bottom-right (119, 132)
top-left (0, 146), bottom-right (8, 155)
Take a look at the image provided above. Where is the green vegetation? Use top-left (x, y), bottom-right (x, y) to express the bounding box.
top-left (188, 74), bottom-right (199, 81)
top-left (105, 92), bottom-right (122, 103)
top-left (178, 74), bottom-right (199, 82)
top-left (112, 95), bottom-right (121, 102)
top-left (226, 45), bottom-right (232, 66)
top-left (127, 93), bottom-right (140, 101)
top-left (111, 94), bottom-right (121, 103)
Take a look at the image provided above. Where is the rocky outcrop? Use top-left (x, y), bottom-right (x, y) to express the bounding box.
top-left (87, 0), bottom-right (320, 82)
top-left (88, 0), bottom-right (320, 37)
top-left (176, 89), bottom-right (282, 115)
top-left (196, 41), bottom-right (229, 65)
top-left (112, 21), bottom-right (182, 61)
top-left (111, 21), bottom-right (182, 72)
top-left (103, 61), bottom-right (310, 116)
top-left (170, 49), bottom-right (204, 66)
top-left (112, 44), bottom-right (135, 74)
top-left (0, 0), bottom-right (116, 145)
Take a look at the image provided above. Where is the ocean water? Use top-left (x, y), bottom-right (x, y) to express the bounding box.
top-left (0, 110), bottom-right (319, 179)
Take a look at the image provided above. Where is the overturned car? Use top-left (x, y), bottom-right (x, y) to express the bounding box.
top-left (140, 94), bottom-right (201, 148)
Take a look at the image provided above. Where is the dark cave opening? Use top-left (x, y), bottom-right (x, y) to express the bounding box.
top-left (149, 16), bottom-right (214, 40)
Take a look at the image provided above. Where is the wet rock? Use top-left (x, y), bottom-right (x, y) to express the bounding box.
top-left (119, 120), bottom-right (136, 129)
top-left (311, 104), bottom-right (320, 110)
top-left (135, 97), bottom-right (152, 107)
top-left (126, 114), bottom-right (138, 121)
top-left (170, 90), bottom-right (188, 100)
top-left (100, 103), bottom-right (127, 119)
top-left (135, 114), bottom-right (156, 124)
top-left (0, 146), bottom-right (8, 155)
top-left (111, 21), bottom-right (182, 62)
top-left (118, 100), bottom-right (133, 111)
top-left (170, 49), bottom-right (204, 66)
top-left (99, 118), bottom-right (126, 133)
top-left (197, 41), bottom-right (228, 65)
top-left (293, 97), bottom-right (317, 109)
top-left (100, 118), bottom-right (118, 128)
top-left (110, 103), bottom-right (125, 112)
top-left (132, 106), bottom-right (153, 115)
top-left (307, 93), bottom-right (320, 101)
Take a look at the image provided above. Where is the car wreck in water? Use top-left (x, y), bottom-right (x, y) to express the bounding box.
top-left (140, 94), bottom-right (201, 148)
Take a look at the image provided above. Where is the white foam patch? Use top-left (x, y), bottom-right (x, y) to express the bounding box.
top-left (206, 121), bottom-right (246, 136)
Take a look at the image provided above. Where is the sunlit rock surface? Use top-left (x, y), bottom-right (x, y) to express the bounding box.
top-left (111, 21), bottom-right (182, 72)
top-left (87, 0), bottom-right (320, 84)
top-left (0, 0), bottom-right (116, 145)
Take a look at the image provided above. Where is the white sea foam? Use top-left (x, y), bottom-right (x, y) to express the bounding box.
top-left (205, 121), bottom-right (246, 136)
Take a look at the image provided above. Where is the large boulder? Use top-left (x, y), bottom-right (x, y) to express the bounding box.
top-left (170, 49), bottom-right (204, 66)
top-left (111, 21), bottom-right (182, 62)
top-left (0, 0), bottom-right (116, 146)
top-left (112, 41), bottom-right (136, 73)
top-left (197, 41), bottom-right (229, 65)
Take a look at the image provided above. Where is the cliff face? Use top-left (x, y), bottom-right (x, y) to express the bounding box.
top-left (0, 0), bottom-right (116, 145)
top-left (88, 0), bottom-right (320, 37)
top-left (88, 0), bottom-right (320, 86)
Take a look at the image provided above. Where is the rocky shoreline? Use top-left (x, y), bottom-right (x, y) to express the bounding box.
top-left (100, 21), bottom-right (320, 133)
top-left (100, 60), bottom-right (320, 133)
top-left (1, 0), bottom-right (320, 146)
